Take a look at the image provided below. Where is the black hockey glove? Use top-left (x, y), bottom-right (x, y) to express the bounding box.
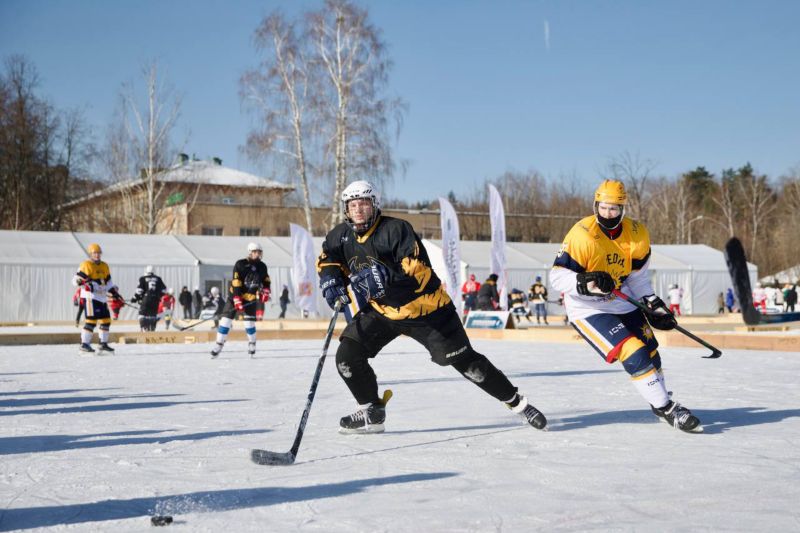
top-left (350, 263), bottom-right (389, 302)
top-left (575, 271), bottom-right (615, 296)
top-left (320, 273), bottom-right (350, 309)
top-left (642, 294), bottom-right (677, 330)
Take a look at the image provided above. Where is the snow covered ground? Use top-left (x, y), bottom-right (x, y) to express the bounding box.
top-left (1, 337), bottom-right (799, 532)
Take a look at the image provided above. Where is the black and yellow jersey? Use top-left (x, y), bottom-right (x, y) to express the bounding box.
top-left (73, 260), bottom-right (116, 303)
top-left (317, 215), bottom-right (452, 322)
top-left (229, 258), bottom-right (271, 302)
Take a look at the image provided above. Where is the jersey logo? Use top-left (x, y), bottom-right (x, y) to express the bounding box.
top-left (606, 253), bottom-right (625, 268)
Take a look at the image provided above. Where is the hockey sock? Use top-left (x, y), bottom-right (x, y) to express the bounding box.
top-left (451, 350), bottom-right (517, 402)
top-left (335, 338), bottom-right (380, 405)
top-left (81, 324), bottom-right (95, 345)
top-left (244, 320), bottom-right (257, 343)
top-left (622, 347), bottom-right (670, 408)
top-left (99, 325), bottom-right (110, 343)
top-left (215, 316), bottom-right (233, 345)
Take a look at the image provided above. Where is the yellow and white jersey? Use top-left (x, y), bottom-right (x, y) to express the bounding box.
top-left (550, 215), bottom-right (654, 321)
top-left (73, 260), bottom-right (116, 303)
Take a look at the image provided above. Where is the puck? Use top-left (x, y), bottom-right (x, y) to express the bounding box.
top-left (151, 515), bottom-right (173, 526)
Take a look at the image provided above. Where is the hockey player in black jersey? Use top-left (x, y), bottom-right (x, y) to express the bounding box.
top-left (131, 265), bottom-right (166, 331)
top-left (210, 242), bottom-right (271, 358)
top-left (318, 180), bottom-right (547, 434)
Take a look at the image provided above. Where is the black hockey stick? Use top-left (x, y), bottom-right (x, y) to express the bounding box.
top-left (612, 289), bottom-right (722, 359)
top-left (123, 301), bottom-right (140, 311)
top-left (251, 301), bottom-right (343, 466)
top-left (176, 315), bottom-right (218, 331)
top-left (724, 237), bottom-right (800, 325)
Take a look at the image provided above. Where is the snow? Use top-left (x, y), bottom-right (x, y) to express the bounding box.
top-left (2, 336), bottom-right (799, 531)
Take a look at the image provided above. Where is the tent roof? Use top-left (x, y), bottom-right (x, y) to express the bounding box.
top-left (0, 230), bottom-right (87, 265)
top-left (176, 235), bottom-right (294, 267)
top-left (74, 232), bottom-right (198, 266)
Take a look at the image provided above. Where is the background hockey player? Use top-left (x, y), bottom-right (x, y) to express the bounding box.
top-left (210, 243), bottom-right (271, 358)
top-left (108, 292), bottom-right (124, 320)
top-left (667, 283), bottom-right (683, 315)
top-left (72, 286), bottom-right (85, 327)
top-left (158, 288), bottom-right (176, 329)
top-left (476, 273), bottom-right (499, 310)
top-left (131, 265), bottom-right (166, 331)
top-left (72, 243), bottom-right (123, 353)
top-left (202, 286), bottom-right (225, 328)
top-left (509, 288), bottom-right (531, 323)
top-left (317, 180), bottom-right (546, 434)
top-left (752, 282), bottom-right (767, 312)
top-left (550, 179), bottom-right (701, 433)
top-left (528, 275), bottom-right (549, 325)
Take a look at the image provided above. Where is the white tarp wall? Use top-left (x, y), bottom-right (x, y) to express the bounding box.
top-left (0, 230), bottom-right (759, 322)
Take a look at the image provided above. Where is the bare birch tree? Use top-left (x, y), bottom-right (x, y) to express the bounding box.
top-left (603, 151), bottom-right (657, 222)
top-left (241, 13), bottom-right (316, 232)
top-left (307, 0), bottom-right (406, 228)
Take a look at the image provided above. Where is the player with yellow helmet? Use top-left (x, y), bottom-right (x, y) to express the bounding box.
top-left (550, 180), bottom-right (702, 432)
top-left (72, 243), bottom-right (123, 354)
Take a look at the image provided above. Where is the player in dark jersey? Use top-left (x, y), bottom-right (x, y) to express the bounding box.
top-left (131, 265), bottom-right (166, 331)
top-left (210, 242), bottom-right (271, 358)
top-left (318, 180), bottom-right (547, 434)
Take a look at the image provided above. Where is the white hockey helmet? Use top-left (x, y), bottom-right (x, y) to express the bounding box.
top-left (247, 242), bottom-right (263, 253)
top-left (341, 180), bottom-right (381, 232)
top-left (210, 286), bottom-right (220, 295)
top-left (167, 287), bottom-right (174, 295)
top-left (144, 265), bottom-right (154, 275)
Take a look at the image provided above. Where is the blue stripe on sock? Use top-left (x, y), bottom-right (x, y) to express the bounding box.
top-left (245, 327), bottom-right (256, 335)
top-left (218, 326), bottom-right (230, 334)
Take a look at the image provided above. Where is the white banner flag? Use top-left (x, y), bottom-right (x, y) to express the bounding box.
top-left (438, 197), bottom-right (462, 315)
top-left (290, 223), bottom-right (318, 315)
top-left (488, 184), bottom-right (507, 310)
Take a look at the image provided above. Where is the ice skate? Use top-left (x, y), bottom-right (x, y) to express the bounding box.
top-left (78, 343), bottom-right (95, 354)
top-left (97, 342), bottom-right (115, 353)
top-left (248, 341), bottom-right (256, 358)
top-left (210, 342), bottom-right (224, 358)
top-left (508, 394), bottom-right (547, 430)
top-left (651, 401), bottom-right (702, 433)
top-left (339, 402), bottom-right (386, 434)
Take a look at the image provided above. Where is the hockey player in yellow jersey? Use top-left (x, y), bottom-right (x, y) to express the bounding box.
top-left (72, 243), bottom-right (124, 354)
top-left (550, 180), bottom-right (702, 432)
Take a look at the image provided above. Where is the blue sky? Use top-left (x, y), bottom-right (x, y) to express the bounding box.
top-left (2, 1), bottom-right (798, 203)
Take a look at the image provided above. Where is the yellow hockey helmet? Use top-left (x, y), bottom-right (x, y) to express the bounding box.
top-left (594, 180), bottom-right (627, 205)
top-left (87, 243), bottom-right (102, 254)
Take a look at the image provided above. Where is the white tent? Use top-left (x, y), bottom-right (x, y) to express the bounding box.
top-left (0, 230), bottom-right (759, 321)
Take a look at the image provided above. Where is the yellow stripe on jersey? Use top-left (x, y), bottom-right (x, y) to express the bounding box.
top-left (401, 257), bottom-right (432, 294)
top-left (370, 285), bottom-right (452, 320)
top-left (572, 319), bottom-right (614, 353)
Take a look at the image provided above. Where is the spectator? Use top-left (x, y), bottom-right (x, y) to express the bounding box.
top-left (725, 288), bottom-right (735, 313)
top-left (786, 282), bottom-right (798, 313)
top-left (193, 287), bottom-right (203, 319)
top-left (717, 292), bottom-right (725, 314)
top-left (667, 284), bottom-right (683, 315)
top-left (461, 274), bottom-right (481, 318)
top-left (279, 285), bottom-right (290, 319)
top-left (179, 286), bottom-right (192, 319)
top-left (476, 274), bottom-right (499, 311)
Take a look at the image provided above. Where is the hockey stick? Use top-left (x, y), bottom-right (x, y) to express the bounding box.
top-left (251, 301), bottom-right (342, 466)
top-left (612, 289), bottom-right (722, 359)
top-left (724, 237), bottom-right (800, 325)
top-left (176, 315), bottom-right (218, 331)
top-left (122, 301), bottom-right (140, 311)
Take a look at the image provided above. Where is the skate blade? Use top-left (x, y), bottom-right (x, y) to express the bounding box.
top-left (657, 417), bottom-right (704, 433)
top-left (339, 423), bottom-right (385, 435)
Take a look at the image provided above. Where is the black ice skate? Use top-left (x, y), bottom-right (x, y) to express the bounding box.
top-left (652, 401), bottom-right (702, 433)
top-left (248, 341), bottom-right (256, 358)
top-left (508, 394), bottom-right (547, 430)
top-left (79, 343), bottom-right (95, 354)
top-left (210, 342), bottom-right (224, 358)
top-left (339, 402), bottom-right (386, 434)
top-left (98, 343), bottom-right (115, 353)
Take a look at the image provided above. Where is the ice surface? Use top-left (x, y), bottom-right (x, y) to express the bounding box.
top-left (1, 338), bottom-right (799, 531)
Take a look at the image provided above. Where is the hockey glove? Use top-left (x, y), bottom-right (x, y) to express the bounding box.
top-left (576, 271), bottom-right (615, 296)
top-left (260, 288), bottom-right (271, 303)
top-left (320, 274), bottom-right (351, 309)
top-left (642, 294), bottom-right (677, 330)
top-left (350, 263), bottom-right (390, 302)
top-left (233, 296), bottom-right (245, 312)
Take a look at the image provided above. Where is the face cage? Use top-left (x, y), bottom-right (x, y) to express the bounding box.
top-left (343, 197), bottom-right (378, 233)
top-left (593, 201), bottom-right (625, 230)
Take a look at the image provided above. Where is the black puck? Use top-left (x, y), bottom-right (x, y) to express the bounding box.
top-left (151, 515), bottom-right (173, 526)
